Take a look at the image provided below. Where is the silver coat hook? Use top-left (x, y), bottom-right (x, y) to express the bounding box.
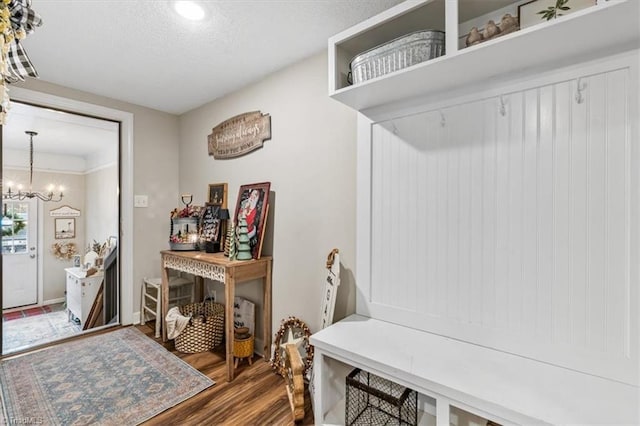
top-left (439, 111), bottom-right (446, 127)
top-left (499, 95), bottom-right (507, 116)
top-left (575, 78), bottom-right (586, 104)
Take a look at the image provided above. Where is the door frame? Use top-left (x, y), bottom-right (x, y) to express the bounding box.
top-left (6, 86), bottom-right (134, 326)
top-left (37, 199), bottom-right (44, 305)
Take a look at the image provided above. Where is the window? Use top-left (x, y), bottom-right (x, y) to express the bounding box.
top-left (2, 202), bottom-right (29, 254)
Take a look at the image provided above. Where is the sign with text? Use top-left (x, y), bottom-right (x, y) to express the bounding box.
top-left (49, 205), bottom-right (81, 217)
top-left (207, 111), bottom-right (271, 159)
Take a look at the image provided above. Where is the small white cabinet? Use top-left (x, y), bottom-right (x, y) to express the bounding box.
top-left (65, 267), bottom-right (103, 327)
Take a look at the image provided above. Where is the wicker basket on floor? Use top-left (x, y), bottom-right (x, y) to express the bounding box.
top-left (174, 301), bottom-right (225, 353)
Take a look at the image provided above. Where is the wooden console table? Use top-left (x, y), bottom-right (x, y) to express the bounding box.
top-left (160, 250), bottom-right (272, 382)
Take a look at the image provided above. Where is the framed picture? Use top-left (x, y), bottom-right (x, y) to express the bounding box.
top-left (518, 0), bottom-right (596, 29)
top-left (234, 182), bottom-right (270, 259)
top-left (208, 182), bottom-right (228, 207)
top-left (55, 218), bottom-right (75, 239)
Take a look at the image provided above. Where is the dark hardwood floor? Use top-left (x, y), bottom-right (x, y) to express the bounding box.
top-left (136, 323), bottom-right (315, 426)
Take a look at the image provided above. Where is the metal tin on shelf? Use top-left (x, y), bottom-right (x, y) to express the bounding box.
top-left (349, 30), bottom-right (445, 85)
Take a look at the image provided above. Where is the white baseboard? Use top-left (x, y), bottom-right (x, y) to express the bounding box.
top-left (43, 297), bottom-right (66, 306)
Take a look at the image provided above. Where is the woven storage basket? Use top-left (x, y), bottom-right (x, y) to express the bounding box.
top-left (174, 301), bottom-right (225, 353)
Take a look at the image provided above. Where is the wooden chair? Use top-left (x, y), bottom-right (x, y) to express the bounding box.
top-left (140, 276), bottom-right (194, 338)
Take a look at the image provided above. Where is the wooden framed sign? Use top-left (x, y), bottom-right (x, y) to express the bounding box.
top-left (310, 248), bottom-right (341, 414)
top-left (320, 249), bottom-right (340, 329)
top-left (49, 205), bottom-right (80, 217)
top-left (207, 111), bottom-right (271, 159)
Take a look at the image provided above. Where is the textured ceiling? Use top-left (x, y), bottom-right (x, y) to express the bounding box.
top-left (23, 0), bottom-right (406, 115)
top-left (3, 102), bottom-right (117, 158)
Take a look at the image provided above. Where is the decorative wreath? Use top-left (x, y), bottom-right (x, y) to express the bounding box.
top-left (271, 316), bottom-right (314, 377)
top-left (51, 242), bottom-right (77, 260)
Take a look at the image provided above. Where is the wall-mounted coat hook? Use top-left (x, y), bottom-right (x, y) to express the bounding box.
top-left (439, 110), bottom-right (446, 127)
top-left (575, 78), bottom-right (587, 104)
top-left (499, 96), bottom-right (507, 116)
top-left (391, 122), bottom-right (399, 135)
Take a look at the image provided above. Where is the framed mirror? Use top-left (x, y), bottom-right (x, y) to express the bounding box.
top-left (271, 316), bottom-right (313, 377)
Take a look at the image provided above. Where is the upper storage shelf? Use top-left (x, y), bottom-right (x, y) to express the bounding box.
top-left (329, 0), bottom-right (640, 112)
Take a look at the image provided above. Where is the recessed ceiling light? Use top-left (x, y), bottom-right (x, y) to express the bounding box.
top-left (174, 1), bottom-right (205, 21)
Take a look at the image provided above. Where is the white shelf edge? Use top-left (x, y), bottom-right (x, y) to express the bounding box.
top-left (329, 0), bottom-right (639, 112)
top-left (324, 396), bottom-right (437, 426)
top-left (328, 0), bottom-right (436, 46)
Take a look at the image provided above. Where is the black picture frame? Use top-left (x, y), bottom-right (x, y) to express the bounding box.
top-left (54, 217), bottom-right (75, 239)
top-left (200, 203), bottom-right (222, 252)
top-left (208, 183), bottom-right (228, 207)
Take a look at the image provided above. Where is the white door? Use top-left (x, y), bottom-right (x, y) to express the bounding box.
top-left (2, 199), bottom-right (37, 309)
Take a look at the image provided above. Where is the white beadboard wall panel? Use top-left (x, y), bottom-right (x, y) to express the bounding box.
top-left (366, 56), bottom-right (638, 384)
top-left (506, 91), bottom-right (524, 335)
top-left (552, 82), bottom-right (572, 347)
top-left (538, 85), bottom-right (554, 341)
top-left (604, 70), bottom-right (630, 359)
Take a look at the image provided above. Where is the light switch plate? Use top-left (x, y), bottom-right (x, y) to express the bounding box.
top-left (134, 195), bottom-right (148, 208)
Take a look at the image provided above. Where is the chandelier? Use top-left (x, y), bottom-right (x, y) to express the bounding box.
top-left (3, 131), bottom-right (64, 202)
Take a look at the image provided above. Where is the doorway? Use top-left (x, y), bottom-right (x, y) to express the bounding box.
top-left (2, 199), bottom-right (37, 309)
top-left (0, 88), bottom-right (134, 355)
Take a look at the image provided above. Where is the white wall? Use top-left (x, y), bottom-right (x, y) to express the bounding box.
top-left (85, 165), bottom-right (118, 252)
top-left (178, 52), bottom-right (358, 335)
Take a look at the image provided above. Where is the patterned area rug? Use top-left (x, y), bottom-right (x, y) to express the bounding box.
top-left (0, 327), bottom-right (214, 425)
top-left (2, 310), bottom-right (80, 354)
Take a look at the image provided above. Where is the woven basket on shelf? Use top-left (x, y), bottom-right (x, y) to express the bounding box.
top-left (174, 301), bottom-right (225, 353)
